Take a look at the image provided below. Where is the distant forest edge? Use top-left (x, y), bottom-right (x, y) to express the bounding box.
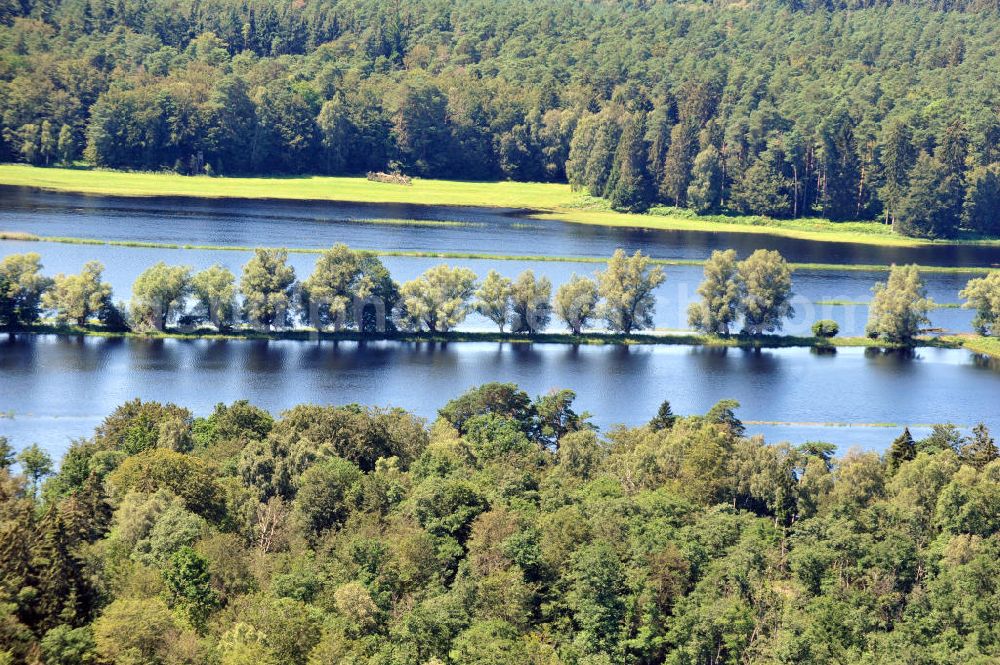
top-left (2, 0), bottom-right (1000, 239)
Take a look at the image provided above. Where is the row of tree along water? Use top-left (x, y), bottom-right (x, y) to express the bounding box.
top-left (2, 246), bottom-right (999, 342)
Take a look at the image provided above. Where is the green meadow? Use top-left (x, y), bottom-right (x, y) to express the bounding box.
top-left (3, 164), bottom-right (999, 249)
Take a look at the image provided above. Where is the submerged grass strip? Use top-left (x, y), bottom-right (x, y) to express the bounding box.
top-left (3, 164), bottom-right (1000, 249)
top-left (814, 299), bottom-right (964, 308)
top-left (2, 231), bottom-right (996, 275)
top-left (9, 323), bottom-right (998, 358)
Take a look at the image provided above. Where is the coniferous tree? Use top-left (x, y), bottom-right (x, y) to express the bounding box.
top-left (649, 401), bottom-right (678, 431)
top-left (606, 115), bottom-right (654, 212)
top-left (960, 423), bottom-right (998, 469)
top-left (819, 110), bottom-right (862, 220)
top-left (963, 163), bottom-right (1000, 235)
top-left (686, 145), bottom-right (724, 213)
top-left (877, 119), bottom-right (916, 227)
top-left (659, 122), bottom-right (696, 206)
top-left (886, 427), bottom-right (916, 473)
top-left (896, 153), bottom-right (962, 239)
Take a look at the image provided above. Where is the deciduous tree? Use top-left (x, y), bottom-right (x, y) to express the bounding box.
top-left (473, 270), bottom-right (512, 332)
top-left (554, 274), bottom-right (599, 335)
top-left (130, 262), bottom-right (191, 330)
top-left (737, 249), bottom-right (794, 335)
top-left (866, 264), bottom-right (933, 343)
top-left (597, 250), bottom-right (665, 334)
top-left (42, 261), bottom-right (113, 326)
top-left (398, 265), bottom-right (477, 332)
top-left (688, 249), bottom-right (742, 335)
top-left (241, 249), bottom-right (296, 330)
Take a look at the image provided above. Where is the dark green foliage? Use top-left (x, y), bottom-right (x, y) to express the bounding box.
top-left (705, 399), bottom-right (745, 438)
top-left (918, 423), bottom-right (966, 454)
top-left (885, 427), bottom-right (916, 473)
top-left (162, 546), bottom-right (218, 632)
top-left (1, 0), bottom-right (999, 236)
top-left (960, 423), bottom-right (998, 469)
top-left (731, 151), bottom-right (792, 217)
top-left (438, 383), bottom-right (535, 436)
top-left (93, 399), bottom-right (193, 455)
top-left (606, 115), bottom-right (653, 213)
top-left (896, 153), bottom-right (964, 239)
top-left (963, 163), bottom-right (1000, 235)
top-left (293, 456), bottom-right (362, 538)
top-left (649, 400), bottom-right (678, 431)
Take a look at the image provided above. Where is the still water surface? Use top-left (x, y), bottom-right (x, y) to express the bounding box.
top-left (2, 334), bottom-right (998, 458)
top-left (1, 188), bottom-right (998, 458)
top-left (3, 186), bottom-right (999, 267)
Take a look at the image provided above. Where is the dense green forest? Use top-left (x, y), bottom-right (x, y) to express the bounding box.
top-left (2, 0), bottom-right (1000, 236)
top-left (1, 387), bottom-right (999, 664)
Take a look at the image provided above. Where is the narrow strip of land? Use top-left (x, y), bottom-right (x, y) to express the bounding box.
top-left (3, 164), bottom-right (999, 249)
top-left (3, 231), bottom-right (995, 275)
top-left (8, 324), bottom-right (997, 359)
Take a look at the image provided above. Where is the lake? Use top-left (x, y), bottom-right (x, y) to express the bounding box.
top-left (2, 185), bottom-right (999, 267)
top-left (1, 187), bottom-right (998, 459)
top-left (2, 334), bottom-right (998, 459)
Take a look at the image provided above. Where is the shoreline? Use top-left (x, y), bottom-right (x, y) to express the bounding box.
top-left (2, 231), bottom-right (996, 275)
top-left (6, 324), bottom-right (997, 358)
top-left (2, 164), bottom-right (999, 250)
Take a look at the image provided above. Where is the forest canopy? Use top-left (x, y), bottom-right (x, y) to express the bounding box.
top-left (2, 0), bottom-right (1000, 236)
top-left (1, 388), bottom-right (999, 663)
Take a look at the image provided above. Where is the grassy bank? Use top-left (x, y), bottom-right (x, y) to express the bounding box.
top-left (8, 323), bottom-right (998, 358)
top-left (3, 231), bottom-right (996, 275)
top-left (3, 164), bottom-right (999, 249)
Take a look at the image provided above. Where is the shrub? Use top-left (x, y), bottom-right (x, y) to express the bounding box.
top-left (812, 319), bottom-right (840, 338)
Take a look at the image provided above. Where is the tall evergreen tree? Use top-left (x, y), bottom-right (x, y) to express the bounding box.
top-left (896, 153), bottom-right (962, 239)
top-left (886, 427), bottom-right (916, 473)
top-left (686, 145), bottom-right (724, 213)
top-left (659, 122), bottom-right (696, 206)
top-left (606, 115), bottom-right (654, 212)
top-left (877, 119), bottom-right (916, 227)
top-left (819, 110), bottom-right (862, 220)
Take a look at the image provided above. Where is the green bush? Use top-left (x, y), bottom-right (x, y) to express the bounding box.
top-left (812, 319), bottom-right (840, 338)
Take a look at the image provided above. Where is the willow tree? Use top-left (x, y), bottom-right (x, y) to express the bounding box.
top-left (688, 249), bottom-right (742, 335)
top-left (554, 274), bottom-right (599, 335)
top-left (130, 262), bottom-right (191, 331)
top-left (398, 265), bottom-right (477, 332)
top-left (473, 270), bottom-right (513, 332)
top-left (737, 249), bottom-right (794, 336)
top-left (865, 264), bottom-right (933, 343)
top-left (597, 250), bottom-right (665, 334)
top-left (240, 249), bottom-right (296, 330)
top-left (42, 261), bottom-right (113, 326)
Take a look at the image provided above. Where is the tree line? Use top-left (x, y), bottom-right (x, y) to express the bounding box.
top-left (4, 246), bottom-right (998, 339)
top-left (2, 0), bottom-right (1000, 237)
top-left (1, 382), bottom-right (999, 664)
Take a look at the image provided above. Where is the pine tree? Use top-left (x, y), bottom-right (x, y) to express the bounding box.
top-left (886, 427), bottom-right (916, 473)
top-left (896, 153), bottom-right (961, 239)
top-left (963, 164), bottom-right (1000, 236)
top-left (686, 145), bottom-right (723, 213)
top-left (960, 423), bottom-right (998, 469)
top-left (819, 110), bottom-right (861, 220)
top-left (659, 122), bottom-right (696, 206)
top-left (877, 119), bottom-right (916, 227)
top-left (606, 115), bottom-right (653, 212)
top-left (649, 401), bottom-right (678, 431)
